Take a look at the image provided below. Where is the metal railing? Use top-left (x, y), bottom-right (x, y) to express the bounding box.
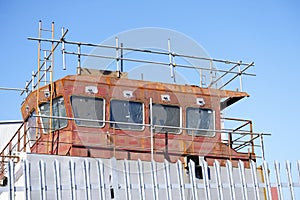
top-left (0, 121), bottom-right (30, 178)
top-left (19, 21), bottom-right (255, 99)
top-left (0, 115), bottom-right (270, 179)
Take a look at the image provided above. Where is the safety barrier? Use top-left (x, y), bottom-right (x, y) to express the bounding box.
top-left (0, 153), bottom-right (299, 199)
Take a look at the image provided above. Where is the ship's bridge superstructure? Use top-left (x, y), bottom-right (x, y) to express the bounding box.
top-left (0, 22), bottom-right (269, 181)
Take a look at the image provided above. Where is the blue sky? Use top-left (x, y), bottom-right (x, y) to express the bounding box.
top-left (0, 1), bottom-right (299, 165)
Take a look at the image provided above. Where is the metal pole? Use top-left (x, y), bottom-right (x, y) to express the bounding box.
top-left (210, 60), bottom-right (213, 86)
top-left (168, 39), bottom-right (175, 79)
top-left (28, 36), bottom-right (254, 66)
top-left (43, 50), bottom-right (47, 85)
top-left (274, 161), bottom-right (284, 200)
top-left (286, 161), bottom-right (296, 200)
top-left (31, 71), bottom-right (35, 91)
top-left (48, 21), bottom-right (55, 154)
top-left (77, 44), bottom-right (81, 75)
top-left (60, 50), bottom-right (255, 77)
top-left (25, 81), bottom-right (29, 97)
top-left (249, 121), bottom-right (254, 154)
top-left (260, 133), bottom-right (265, 161)
top-left (115, 37), bottom-right (120, 72)
top-left (200, 69), bottom-right (203, 87)
top-left (150, 98), bottom-right (154, 161)
top-left (121, 43), bottom-right (124, 72)
top-left (238, 61), bottom-right (243, 92)
top-left (0, 87), bottom-right (26, 92)
top-left (36, 20), bottom-right (42, 141)
top-left (61, 27), bottom-right (66, 70)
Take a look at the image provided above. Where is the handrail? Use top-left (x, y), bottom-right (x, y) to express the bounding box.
top-left (0, 120), bottom-right (30, 177)
top-left (0, 121), bottom-right (27, 156)
top-left (35, 114), bottom-right (269, 159)
top-left (34, 114), bottom-right (270, 136)
top-left (0, 114), bottom-right (270, 177)
top-left (22, 23), bottom-right (255, 99)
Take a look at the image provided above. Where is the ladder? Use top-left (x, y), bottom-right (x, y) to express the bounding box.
top-left (35, 21), bottom-right (55, 154)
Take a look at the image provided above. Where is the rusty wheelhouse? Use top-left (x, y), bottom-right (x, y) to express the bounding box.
top-left (0, 22), bottom-right (268, 181)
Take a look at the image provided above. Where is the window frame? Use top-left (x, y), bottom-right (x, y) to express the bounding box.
top-left (110, 99), bottom-right (145, 131)
top-left (39, 96), bottom-right (68, 133)
top-left (186, 107), bottom-right (215, 137)
top-left (70, 95), bottom-right (106, 128)
top-left (150, 103), bottom-right (182, 134)
top-left (27, 109), bottom-right (39, 146)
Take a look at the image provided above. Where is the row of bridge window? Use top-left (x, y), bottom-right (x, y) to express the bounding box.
top-left (36, 96), bottom-right (215, 137)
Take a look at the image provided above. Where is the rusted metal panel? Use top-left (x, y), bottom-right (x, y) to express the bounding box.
top-left (16, 73), bottom-right (254, 167)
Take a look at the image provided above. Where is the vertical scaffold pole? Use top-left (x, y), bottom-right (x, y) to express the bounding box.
top-left (77, 44), bottom-right (81, 75)
top-left (168, 39), bottom-right (175, 81)
top-left (115, 37), bottom-right (120, 73)
top-left (61, 27), bottom-right (66, 70)
top-left (238, 61), bottom-right (243, 92)
top-left (260, 134), bottom-right (265, 161)
top-left (36, 20), bottom-right (42, 142)
top-left (150, 98), bottom-right (154, 161)
top-left (210, 60), bottom-right (213, 86)
top-left (48, 21), bottom-right (55, 154)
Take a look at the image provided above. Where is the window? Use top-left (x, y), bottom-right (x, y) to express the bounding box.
top-left (71, 96), bottom-right (105, 127)
top-left (110, 100), bottom-right (144, 130)
top-left (39, 97), bottom-right (68, 132)
top-left (27, 110), bottom-right (39, 146)
top-left (186, 107), bottom-right (215, 136)
top-left (151, 104), bottom-right (181, 134)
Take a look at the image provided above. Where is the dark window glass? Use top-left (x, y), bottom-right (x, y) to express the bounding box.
top-left (71, 96), bottom-right (104, 127)
top-left (151, 104), bottom-right (181, 134)
top-left (110, 100), bottom-right (143, 130)
top-left (39, 97), bottom-right (67, 132)
top-left (186, 107), bottom-right (214, 136)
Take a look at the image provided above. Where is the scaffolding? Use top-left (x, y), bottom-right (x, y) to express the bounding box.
top-left (22, 23), bottom-right (255, 95)
top-left (0, 21), bottom-right (264, 182)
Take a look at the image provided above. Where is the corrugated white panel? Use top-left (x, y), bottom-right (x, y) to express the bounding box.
top-left (0, 153), bottom-right (300, 200)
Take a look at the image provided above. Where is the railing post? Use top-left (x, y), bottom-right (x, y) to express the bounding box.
top-left (226, 160), bottom-right (236, 200)
top-left (250, 160), bottom-right (260, 200)
top-left (262, 161), bottom-right (272, 200)
top-left (17, 130), bottom-right (21, 152)
top-left (38, 160), bottom-right (46, 200)
top-left (188, 160), bottom-right (198, 200)
top-left (8, 160), bottom-right (15, 200)
top-left (201, 159), bottom-right (211, 200)
top-left (123, 159), bottom-right (131, 200)
top-left (22, 159), bottom-right (31, 200)
top-left (238, 61), bottom-right (243, 92)
top-left (249, 121), bottom-right (254, 154)
top-left (260, 134), bottom-right (265, 161)
top-left (274, 161), bottom-right (284, 200)
top-left (286, 161), bottom-right (296, 200)
top-left (137, 159), bottom-right (145, 200)
top-left (9, 142), bottom-right (12, 156)
top-left (214, 160), bottom-right (223, 200)
top-left (176, 160), bottom-right (185, 200)
top-left (0, 152), bottom-right (4, 178)
top-left (83, 159), bottom-right (91, 200)
top-left (23, 122), bottom-right (27, 152)
top-left (77, 44), bottom-right (81, 75)
top-left (54, 159), bottom-right (62, 200)
top-left (151, 160), bottom-right (159, 200)
top-left (238, 160), bottom-right (248, 200)
top-left (68, 160), bottom-right (77, 200)
top-left (164, 160), bottom-right (172, 200)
